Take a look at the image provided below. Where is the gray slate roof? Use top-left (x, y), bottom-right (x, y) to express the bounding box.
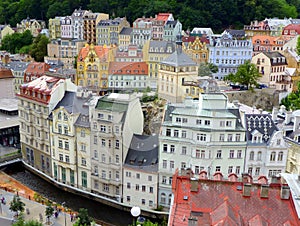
top-left (263, 51), bottom-right (288, 66)
top-left (149, 40), bottom-right (176, 53)
top-left (6, 61), bottom-right (29, 71)
top-left (245, 114), bottom-right (278, 145)
top-left (161, 47), bottom-right (196, 67)
top-left (124, 134), bottom-right (159, 172)
top-left (120, 27), bottom-right (132, 35)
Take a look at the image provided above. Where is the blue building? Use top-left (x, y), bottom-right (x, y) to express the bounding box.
top-left (209, 33), bottom-right (253, 80)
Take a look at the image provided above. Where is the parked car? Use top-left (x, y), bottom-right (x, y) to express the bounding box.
top-left (256, 83), bottom-right (268, 89)
top-left (230, 83), bottom-right (248, 90)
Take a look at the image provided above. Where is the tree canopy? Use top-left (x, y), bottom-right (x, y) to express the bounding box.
top-left (73, 208), bottom-right (93, 226)
top-left (12, 218), bottom-right (43, 226)
top-left (198, 62), bottom-right (218, 77)
top-left (281, 82), bottom-right (300, 110)
top-left (225, 60), bottom-right (261, 90)
top-left (9, 195), bottom-right (25, 217)
top-left (0, 0), bottom-right (298, 32)
top-left (29, 34), bottom-right (49, 62)
top-left (1, 30), bottom-right (33, 54)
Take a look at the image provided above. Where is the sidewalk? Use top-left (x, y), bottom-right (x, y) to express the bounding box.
top-left (0, 190), bottom-right (75, 226)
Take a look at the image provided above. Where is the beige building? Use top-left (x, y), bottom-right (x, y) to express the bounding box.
top-left (48, 17), bottom-right (61, 40)
top-left (0, 25), bottom-right (14, 44)
top-left (18, 75), bottom-right (77, 177)
top-left (8, 61), bottom-right (30, 94)
top-left (119, 27), bottom-right (132, 48)
top-left (158, 42), bottom-right (198, 103)
top-left (90, 93), bottom-right (143, 202)
top-left (16, 17), bottom-right (46, 37)
top-left (84, 12), bottom-right (109, 44)
top-left (50, 89), bottom-right (92, 190)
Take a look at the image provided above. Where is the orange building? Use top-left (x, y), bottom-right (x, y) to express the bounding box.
top-left (252, 35), bottom-right (287, 56)
top-left (24, 62), bottom-right (51, 83)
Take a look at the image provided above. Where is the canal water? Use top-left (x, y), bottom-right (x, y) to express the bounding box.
top-left (1, 162), bottom-right (134, 226)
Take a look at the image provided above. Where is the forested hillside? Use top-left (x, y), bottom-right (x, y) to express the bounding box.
top-left (1, 0), bottom-right (300, 31)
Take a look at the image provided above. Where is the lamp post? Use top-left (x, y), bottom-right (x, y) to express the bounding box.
top-left (62, 202), bottom-right (66, 226)
top-left (130, 206), bottom-right (141, 226)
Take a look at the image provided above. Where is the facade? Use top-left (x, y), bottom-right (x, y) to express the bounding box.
top-left (47, 39), bottom-right (86, 69)
top-left (158, 94), bottom-right (247, 208)
top-left (123, 134), bottom-right (158, 210)
top-left (209, 33), bottom-right (253, 80)
top-left (157, 40), bottom-right (198, 103)
top-left (96, 17), bottom-right (130, 46)
top-left (89, 93), bottom-right (143, 201)
top-left (0, 67), bottom-right (14, 98)
top-left (71, 9), bottom-right (91, 40)
top-left (251, 52), bottom-right (291, 91)
top-left (24, 62), bottom-right (51, 83)
top-left (76, 44), bottom-right (116, 94)
top-left (182, 36), bottom-right (209, 64)
top-left (169, 171), bottom-right (299, 225)
top-left (283, 48), bottom-right (300, 91)
top-left (18, 75), bottom-right (77, 177)
top-left (61, 16), bottom-right (73, 39)
top-left (84, 12), bottom-right (109, 44)
top-left (108, 62), bottom-right (149, 92)
top-left (244, 114), bottom-right (288, 181)
top-left (282, 24), bottom-right (300, 40)
top-left (190, 28), bottom-right (214, 37)
top-left (143, 40), bottom-right (176, 89)
top-left (152, 13), bottom-right (174, 41)
top-left (48, 17), bottom-right (61, 40)
top-left (16, 17), bottom-right (46, 37)
top-left (50, 90), bottom-right (92, 189)
top-left (252, 35), bottom-right (286, 55)
top-left (131, 17), bottom-right (154, 48)
top-left (0, 25), bottom-right (14, 45)
top-left (163, 20), bottom-right (182, 42)
top-left (115, 44), bottom-right (143, 62)
top-left (244, 20), bottom-right (271, 38)
top-left (118, 27), bottom-right (132, 48)
top-left (8, 61), bottom-right (30, 94)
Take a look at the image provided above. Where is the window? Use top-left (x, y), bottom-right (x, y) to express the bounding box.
top-left (277, 139), bottom-right (281, 145)
top-left (255, 167), bottom-right (260, 175)
top-left (161, 193), bottom-right (166, 204)
top-left (103, 184), bottom-right (109, 192)
top-left (98, 113), bottom-right (104, 119)
top-left (58, 140), bottom-right (63, 148)
top-left (169, 177), bottom-right (173, 185)
top-left (101, 154), bottom-right (106, 163)
top-left (196, 150), bottom-right (200, 158)
top-left (59, 154), bottom-right (63, 161)
top-left (100, 125), bottom-right (106, 132)
top-left (163, 160), bottom-right (167, 168)
top-left (226, 121), bottom-right (232, 127)
top-left (181, 146), bottom-right (187, 155)
top-left (162, 176), bottom-right (167, 184)
top-left (149, 187), bottom-right (154, 193)
top-left (81, 158), bottom-right (86, 166)
top-left (235, 166), bottom-right (240, 174)
top-left (257, 151), bottom-right (262, 161)
top-left (204, 120), bottom-right (210, 126)
top-left (249, 151), bottom-right (254, 160)
top-left (174, 130), bottom-right (179, 137)
top-left (216, 166), bottom-right (221, 172)
top-left (229, 150), bottom-right (234, 158)
top-left (166, 129), bottom-right (171, 136)
top-left (170, 161), bottom-right (174, 169)
top-left (163, 144), bottom-right (168, 152)
top-left (94, 136), bottom-right (98, 144)
top-left (81, 144), bottom-right (86, 152)
top-left (248, 167), bottom-right (253, 175)
top-left (64, 126), bottom-right (68, 135)
top-left (195, 166), bottom-right (200, 174)
top-left (236, 134), bottom-right (241, 142)
top-left (228, 134), bottom-right (233, 142)
top-left (201, 150), bottom-right (205, 159)
top-left (216, 150), bottom-right (222, 159)
top-left (58, 125), bottom-right (62, 134)
top-left (126, 171), bottom-right (131, 177)
top-left (136, 173), bottom-right (140, 179)
top-left (181, 162), bottom-right (186, 169)
top-left (196, 119), bottom-right (201, 125)
top-left (182, 118), bottom-right (188, 123)
top-left (127, 182), bottom-right (131, 189)
top-left (219, 134), bottom-right (225, 141)
top-left (148, 175), bottom-right (152, 181)
top-left (65, 155), bottom-right (69, 163)
top-left (65, 141), bottom-right (69, 150)
top-left (278, 151), bottom-right (283, 161)
top-left (81, 129), bottom-right (85, 137)
top-left (176, 117), bottom-right (181, 123)
top-left (220, 121), bottom-right (225, 127)
top-left (81, 171), bottom-right (87, 188)
top-left (116, 155), bottom-right (120, 163)
top-left (127, 196), bottom-right (131, 202)
top-left (237, 150), bottom-right (242, 158)
top-left (115, 140), bottom-right (120, 149)
top-left (94, 150), bottom-right (98, 159)
top-left (142, 185), bottom-right (146, 192)
top-left (270, 152), bottom-right (276, 161)
top-left (182, 130), bottom-right (187, 138)
top-left (228, 166), bottom-right (233, 174)
top-left (197, 133), bottom-right (206, 141)
top-left (170, 145), bottom-right (175, 153)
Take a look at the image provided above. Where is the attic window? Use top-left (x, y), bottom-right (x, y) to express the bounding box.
top-left (130, 155), bottom-right (137, 164)
top-left (151, 158), bottom-right (157, 165)
top-left (183, 196), bottom-right (188, 200)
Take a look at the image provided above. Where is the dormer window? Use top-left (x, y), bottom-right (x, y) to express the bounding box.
top-left (273, 57), bottom-right (277, 63)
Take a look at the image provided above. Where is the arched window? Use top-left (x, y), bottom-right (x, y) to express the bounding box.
top-left (257, 151), bottom-right (262, 161)
top-left (270, 152), bottom-right (276, 161)
top-left (278, 151), bottom-right (283, 161)
top-left (249, 151), bottom-right (254, 160)
top-left (168, 194), bottom-right (172, 205)
top-left (161, 193), bottom-right (166, 204)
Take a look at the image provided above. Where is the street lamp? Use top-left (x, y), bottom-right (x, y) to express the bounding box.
top-left (62, 202), bottom-right (67, 226)
top-left (130, 206), bottom-right (141, 226)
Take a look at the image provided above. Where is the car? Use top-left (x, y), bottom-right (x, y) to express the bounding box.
top-left (257, 83), bottom-right (268, 89)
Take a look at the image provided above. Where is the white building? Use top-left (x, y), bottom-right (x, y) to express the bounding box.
top-left (89, 93), bottom-right (144, 201)
top-left (158, 94), bottom-right (247, 208)
top-left (123, 134), bottom-right (159, 210)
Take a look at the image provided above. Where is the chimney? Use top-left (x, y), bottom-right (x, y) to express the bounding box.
top-left (199, 171), bottom-right (208, 179)
top-left (272, 107), bottom-right (278, 121)
top-left (190, 178), bottom-right (198, 192)
top-left (285, 110), bottom-right (292, 125)
top-left (280, 185), bottom-right (290, 200)
top-left (228, 173), bottom-right (238, 182)
top-left (213, 172), bottom-right (223, 181)
top-left (260, 185), bottom-right (269, 198)
top-left (243, 183), bottom-right (251, 197)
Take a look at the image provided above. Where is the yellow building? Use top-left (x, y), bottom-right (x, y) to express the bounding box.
top-left (76, 44), bottom-right (116, 94)
top-left (182, 36), bottom-right (209, 64)
top-left (48, 17), bottom-right (61, 40)
top-left (119, 27), bottom-right (132, 48)
top-left (143, 40), bottom-right (176, 89)
top-left (158, 42), bottom-right (198, 103)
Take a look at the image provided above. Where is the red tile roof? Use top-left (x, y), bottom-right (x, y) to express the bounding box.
top-left (108, 62), bottom-right (148, 75)
top-left (169, 171), bottom-right (299, 226)
top-left (282, 24), bottom-right (300, 35)
top-left (156, 13), bottom-right (172, 22)
top-left (78, 44), bottom-right (111, 61)
top-left (0, 67), bottom-right (13, 79)
top-left (25, 62), bottom-right (51, 75)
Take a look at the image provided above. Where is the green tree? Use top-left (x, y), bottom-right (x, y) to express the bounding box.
top-left (225, 60), bottom-right (261, 90)
top-left (297, 36), bottom-right (300, 56)
top-left (198, 62), bottom-right (218, 77)
top-left (74, 208), bottom-right (92, 226)
top-left (45, 203), bottom-right (54, 225)
top-left (30, 34), bottom-right (49, 62)
top-left (10, 195), bottom-right (25, 217)
top-left (281, 82), bottom-right (300, 110)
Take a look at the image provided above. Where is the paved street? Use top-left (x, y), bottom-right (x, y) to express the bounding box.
top-left (0, 190), bottom-right (76, 226)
